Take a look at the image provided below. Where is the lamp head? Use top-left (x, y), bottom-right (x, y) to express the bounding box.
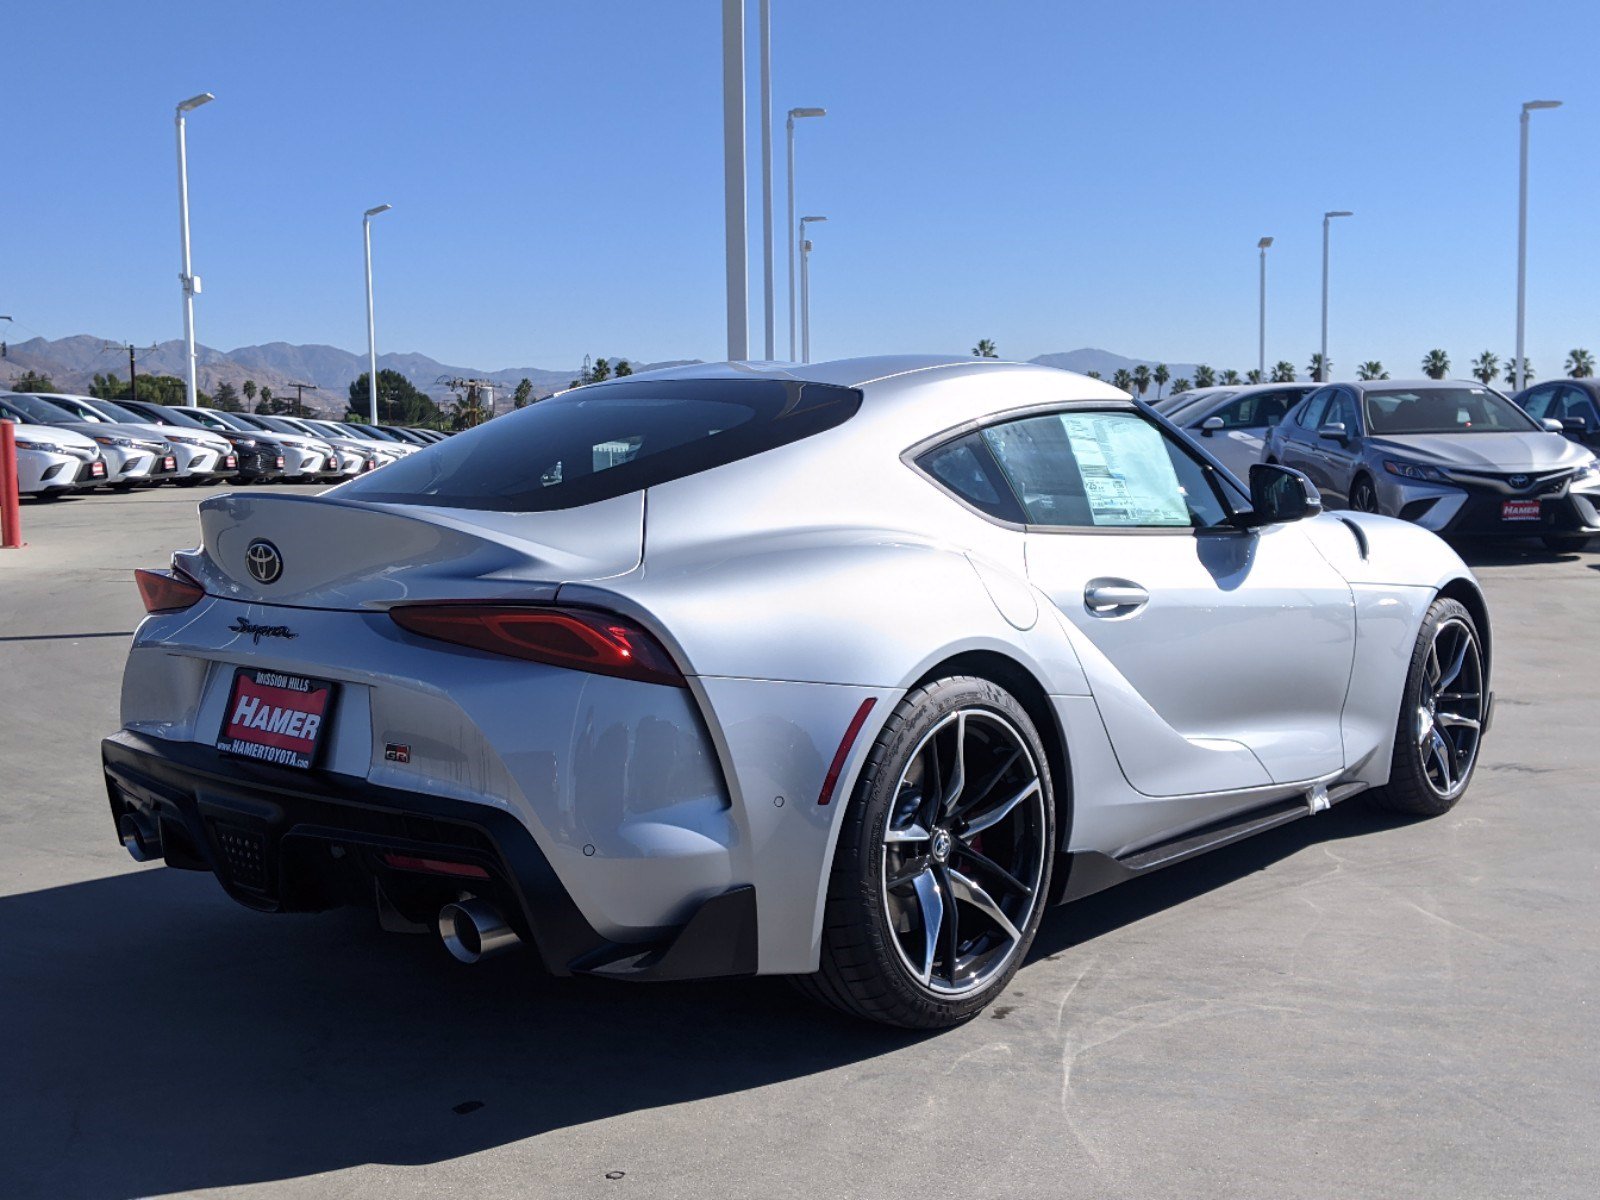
top-left (1258, 236), bottom-right (1274, 249)
top-left (364, 204), bottom-right (393, 218)
top-left (1523, 99), bottom-right (1563, 112)
top-left (801, 215), bottom-right (828, 225)
top-left (1324, 210), bottom-right (1353, 219)
top-left (177, 93), bottom-right (215, 113)
top-left (789, 107), bottom-right (826, 119)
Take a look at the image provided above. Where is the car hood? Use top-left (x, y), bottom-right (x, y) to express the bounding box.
top-left (131, 422), bottom-right (231, 451)
top-left (2, 420), bottom-right (100, 450)
top-left (1367, 431), bottom-right (1593, 473)
top-left (50, 421), bottom-right (172, 448)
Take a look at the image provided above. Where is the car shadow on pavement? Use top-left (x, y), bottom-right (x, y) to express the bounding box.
top-left (2, 799), bottom-right (1400, 1200)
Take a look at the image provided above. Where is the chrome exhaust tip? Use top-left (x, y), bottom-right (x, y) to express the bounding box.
top-left (120, 812), bottom-right (162, 863)
top-left (438, 898), bottom-right (520, 963)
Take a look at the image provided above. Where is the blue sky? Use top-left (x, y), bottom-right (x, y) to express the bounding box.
top-left (6, 0), bottom-right (1600, 377)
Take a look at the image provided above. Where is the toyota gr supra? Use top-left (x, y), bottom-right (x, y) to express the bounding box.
top-left (104, 356), bottom-right (1493, 1028)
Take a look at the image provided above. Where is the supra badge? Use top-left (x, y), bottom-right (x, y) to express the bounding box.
top-left (245, 539), bottom-right (283, 584)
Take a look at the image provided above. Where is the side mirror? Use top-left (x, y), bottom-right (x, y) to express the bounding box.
top-left (1318, 421), bottom-right (1349, 443)
top-left (1542, 417), bottom-right (1565, 434)
top-left (1240, 463), bottom-right (1323, 528)
top-left (1200, 415), bottom-right (1224, 437)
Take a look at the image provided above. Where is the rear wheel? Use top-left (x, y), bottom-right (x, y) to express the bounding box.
top-left (796, 676), bottom-right (1055, 1028)
top-left (1541, 533), bottom-right (1590, 553)
top-left (1366, 598), bottom-right (1485, 817)
top-left (1350, 474), bottom-right (1381, 514)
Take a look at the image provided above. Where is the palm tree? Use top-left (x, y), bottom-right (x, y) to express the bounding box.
top-left (1171, 377), bottom-right (1191, 394)
top-left (1357, 361), bottom-right (1388, 381)
top-left (1085, 370), bottom-right (1102, 380)
top-left (972, 339), bottom-right (997, 359)
top-left (1566, 348), bottom-right (1594, 378)
top-left (1271, 361), bottom-right (1296, 383)
top-left (1219, 369), bottom-right (1241, 385)
top-left (1471, 351), bottom-right (1498, 384)
top-left (1111, 368), bottom-right (1133, 393)
top-left (1193, 364), bottom-right (1216, 388)
top-left (1503, 356), bottom-right (1534, 388)
top-left (1307, 353), bottom-right (1330, 382)
top-left (1246, 369), bottom-right (1264, 384)
top-left (1153, 363), bottom-right (1170, 398)
top-left (1421, 349), bottom-right (1451, 380)
top-left (1130, 364), bottom-right (1152, 398)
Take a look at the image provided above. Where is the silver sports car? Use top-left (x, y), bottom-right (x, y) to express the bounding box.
top-left (104, 356), bottom-right (1493, 1028)
top-left (1263, 379), bottom-right (1600, 551)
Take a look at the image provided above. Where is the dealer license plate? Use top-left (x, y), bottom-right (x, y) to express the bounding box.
top-left (1502, 499), bottom-right (1541, 522)
top-left (217, 668), bottom-right (336, 769)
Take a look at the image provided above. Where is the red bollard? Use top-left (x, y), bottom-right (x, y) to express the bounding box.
top-left (1, 420), bottom-right (23, 550)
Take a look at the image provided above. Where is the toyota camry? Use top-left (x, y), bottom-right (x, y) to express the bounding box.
top-left (104, 357), bottom-right (1493, 1028)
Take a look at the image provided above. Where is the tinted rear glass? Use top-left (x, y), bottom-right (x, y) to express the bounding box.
top-left (340, 377), bottom-right (863, 512)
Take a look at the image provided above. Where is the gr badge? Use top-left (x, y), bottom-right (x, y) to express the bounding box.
top-left (384, 743), bottom-right (412, 764)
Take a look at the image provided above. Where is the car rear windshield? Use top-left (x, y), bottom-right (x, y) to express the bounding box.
top-left (339, 377), bottom-right (863, 512)
top-left (1365, 386), bottom-right (1537, 435)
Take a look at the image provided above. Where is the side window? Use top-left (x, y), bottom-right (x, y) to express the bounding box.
top-left (1209, 389), bottom-right (1296, 429)
top-left (1520, 385), bottom-right (1556, 421)
top-left (1295, 388), bottom-right (1334, 429)
top-left (1552, 386), bottom-right (1599, 430)
top-left (916, 433), bottom-right (1026, 522)
top-left (982, 409), bottom-right (1231, 530)
top-left (1324, 389), bottom-right (1359, 432)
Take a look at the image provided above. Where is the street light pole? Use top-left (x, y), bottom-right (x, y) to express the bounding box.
top-left (722, 0), bottom-right (748, 361)
top-left (175, 92), bottom-right (213, 408)
top-left (758, 0), bottom-right (775, 360)
top-left (363, 204), bottom-right (392, 425)
top-left (799, 215), bottom-right (826, 363)
top-left (1320, 210), bottom-right (1352, 383)
top-left (1517, 99), bottom-right (1562, 392)
top-left (1257, 237), bottom-right (1273, 380)
top-left (786, 107), bottom-right (826, 360)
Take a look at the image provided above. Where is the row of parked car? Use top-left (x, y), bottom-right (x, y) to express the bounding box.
top-left (0, 390), bottom-right (451, 498)
top-left (1152, 377), bottom-right (1600, 550)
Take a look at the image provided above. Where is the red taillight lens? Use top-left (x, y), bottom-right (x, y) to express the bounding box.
top-left (389, 604), bottom-right (685, 688)
top-left (135, 567), bottom-right (205, 614)
top-left (381, 853), bottom-right (490, 879)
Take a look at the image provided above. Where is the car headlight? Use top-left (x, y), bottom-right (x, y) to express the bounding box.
top-left (1573, 459), bottom-right (1600, 483)
top-left (162, 433), bottom-right (211, 448)
top-left (1382, 458), bottom-right (1450, 483)
top-left (93, 435), bottom-right (136, 449)
top-left (14, 439), bottom-right (67, 453)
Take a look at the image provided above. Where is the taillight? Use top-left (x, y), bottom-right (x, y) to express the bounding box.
top-left (389, 604), bottom-right (685, 687)
top-left (381, 853), bottom-right (489, 879)
top-left (135, 567), bottom-right (205, 613)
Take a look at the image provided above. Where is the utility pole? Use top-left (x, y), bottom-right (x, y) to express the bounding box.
top-left (128, 344), bottom-right (139, 403)
top-left (285, 382), bottom-right (317, 417)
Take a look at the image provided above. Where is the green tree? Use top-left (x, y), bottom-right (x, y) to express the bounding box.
top-left (1245, 369), bottom-right (1265, 384)
top-left (1308, 352), bottom-right (1330, 382)
top-left (10, 370), bottom-right (57, 393)
top-left (1357, 361), bottom-right (1389, 381)
top-left (1171, 377), bottom-right (1191, 394)
top-left (1084, 370), bottom-right (1102, 380)
top-left (213, 381), bottom-right (242, 412)
top-left (346, 370), bottom-right (442, 425)
top-left (1218, 369), bottom-right (1241, 385)
top-left (972, 339), bottom-right (997, 358)
top-left (1471, 351), bottom-right (1498, 384)
top-left (1271, 361), bottom-right (1296, 383)
top-left (448, 384), bottom-right (492, 431)
top-left (1421, 349), bottom-right (1450, 380)
top-left (615, 359), bottom-right (633, 377)
top-left (1503, 356), bottom-right (1534, 387)
top-left (1130, 364), bottom-right (1152, 398)
top-left (88, 372), bottom-right (124, 399)
top-left (1111, 368), bottom-right (1133, 393)
top-left (512, 378), bottom-right (535, 409)
top-left (1566, 348), bottom-right (1594, 378)
top-left (591, 358), bottom-right (613, 383)
top-left (242, 379), bottom-right (257, 408)
top-left (1193, 364), bottom-right (1216, 388)
top-left (1152, 362), bottom-right (1170, 398)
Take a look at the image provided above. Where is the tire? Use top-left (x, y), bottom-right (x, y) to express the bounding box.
top-left (1541, 533), bottom-right (1590, 553)
top-left (1350, 474), bottom-right (1381, 514)
top-left (794, 676), bottom-right (1056, 1028)
top-left (1366, 598), bottom-right (1486, 817)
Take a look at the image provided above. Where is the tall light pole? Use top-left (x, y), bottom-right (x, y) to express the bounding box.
top-left (758, 0), bottom-right (775, 360)
top-left (1320, 210), bottom-right (1352, 383)
top-left (786, 106), bottom-right (826, 360)
top-left (175, 92), bottom-right (214, 408)
top-left (799, 215), bottom-right (826, 363)
top-left (1257, 237), bottom-right (1273, 380)
top-left (1517, 99), bottom-right (1562, 392)
top-left (363, 204), bottom-right (392, 424)
top-left (722, 0), bottom-right (748, 361)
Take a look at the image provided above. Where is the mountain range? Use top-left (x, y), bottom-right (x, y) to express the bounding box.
top-left (0, 337), bottom-right (1206, 414)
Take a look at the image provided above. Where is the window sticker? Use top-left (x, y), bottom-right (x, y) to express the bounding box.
top-left (1059, 414), bottom-right (1190, 526)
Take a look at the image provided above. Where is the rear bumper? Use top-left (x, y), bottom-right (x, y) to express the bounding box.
top-left (101, 730), bottom-right (757, 981)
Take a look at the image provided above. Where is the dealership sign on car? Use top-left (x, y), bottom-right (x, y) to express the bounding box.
top-left (217, 668), bottom-right (335, 769)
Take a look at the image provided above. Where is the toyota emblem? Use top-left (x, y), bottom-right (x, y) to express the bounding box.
top-left (1509, 474), bottom-right (1530, 490)
top-left (245, 539), bottom-right (283, 585)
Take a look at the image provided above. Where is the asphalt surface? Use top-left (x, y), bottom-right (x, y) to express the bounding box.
top-left (2, 485), bottom-right (1597, 1199)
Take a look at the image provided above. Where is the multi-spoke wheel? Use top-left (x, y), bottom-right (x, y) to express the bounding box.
top-left (796, 676), bottom-right (1056, 1028)
top-left (1368, 598), bottom-right (1486, 816)
top-left (1350, 475), bottom-right (1381, 514)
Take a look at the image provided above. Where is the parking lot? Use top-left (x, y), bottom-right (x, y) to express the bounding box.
top-left (2, 484), bottom-right (1598, 1200)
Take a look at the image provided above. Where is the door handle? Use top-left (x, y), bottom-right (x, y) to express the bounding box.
top-left (1084, 580), bottom-right (1149, 614)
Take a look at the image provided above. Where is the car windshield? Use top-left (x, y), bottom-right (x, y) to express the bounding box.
top-left (0, 394), bottom-right (77, 423)
top-left (1364, 386), bottom-right (1538, 435)
top-left (140, 406), bottom-right (211, 429)
top-left (340, 377), bottom-right (863, 512)
top-left (250, 416), bottom-right (305, 435)
top-left (84, 398), bottom-right (148, 423)
top-left (353, 424), bottom-right (404, 442)
top-left (194, 409), bottom-right (260, 433)
top-left (1169, 391), bottom-right (1238, 423)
